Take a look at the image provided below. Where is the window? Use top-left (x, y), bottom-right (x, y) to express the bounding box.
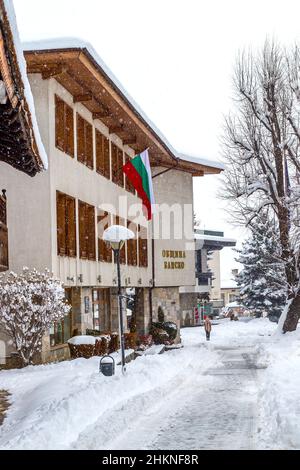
top-left (55, 95), bottom-right (74, 157)
top-left (138, 225), bottom-right (148, 267)
top-left (79, 201), bottom-right (96, 260)
top-left (127, 220), bottom-right (137, 266)
top-left (50, 288), bottom-right (72, 346)
top-left (56, 192), bottom-right (77, 257)
top-left (98, 211), bottom-right (112, 263)
top-left (96, 130), bottom-right (110, 179)
top-left (0, 192), bottom-right (8, 272)
top-left (125, 154), bottom-right (135, 194)
top-left (111, 143), bottom-right (124, 187)
top-left (77, 113), bottom-right (94, 169)
top-left (92, 288), bottom-right (111, 332)
top-left (113, 215), bottom-right (126, 264)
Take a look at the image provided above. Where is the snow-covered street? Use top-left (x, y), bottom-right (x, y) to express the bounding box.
top-left (1, 318), bottom-right (300, 450)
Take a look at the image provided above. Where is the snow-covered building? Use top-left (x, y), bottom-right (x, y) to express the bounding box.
top-left (180, 230), bottom-right (236, 325)
top-left (0, 36), bottom-right (223, 363)
top-left (0, 0), bottom-right (47, 273)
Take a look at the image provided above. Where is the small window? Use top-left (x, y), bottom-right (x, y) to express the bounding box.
top-left (50, 289), bottom-right (73, 347)
top-left (77, 114), bottom-right (94, 169)
top-left (56, 191), bottom-right (77, 257)
top-left (96, 130), bottom-right (110, 179)
top-left (55, 95), bottom-right (74, 157)
top-left (111, 143), bottom-right (124, 187)
top-left (79, 201), bottom-right (96, 261)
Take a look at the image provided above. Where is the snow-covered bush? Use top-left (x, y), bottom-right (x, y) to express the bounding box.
top-left (0, 268), bottom-right (70, 367)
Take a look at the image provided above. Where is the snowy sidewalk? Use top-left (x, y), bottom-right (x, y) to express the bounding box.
top-left (2, 318), bottom-right (299, 450)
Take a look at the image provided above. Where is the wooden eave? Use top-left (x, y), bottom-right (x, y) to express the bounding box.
top-left (0, 0), bottom-right (44, 176)
top-left (25, 46), bottom-right (222, 177)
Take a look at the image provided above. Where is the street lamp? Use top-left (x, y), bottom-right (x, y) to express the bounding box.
top-left (103, 225), bottom-right (134, 375)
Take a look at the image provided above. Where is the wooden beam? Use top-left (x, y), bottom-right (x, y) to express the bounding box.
top-left (92, 111), bottom-right (112, 120)
top-left (123, 136), bottom-right (137, 145)
top-left (109, 125), bottom-right (124, 135)
top-left (41, 64), bottom-right (67, 80)
top-left (73, 93), bottom-right (92, 103)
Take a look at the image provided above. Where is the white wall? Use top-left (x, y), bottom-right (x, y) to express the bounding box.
top-left (153, 169), bottom-right (195, 287)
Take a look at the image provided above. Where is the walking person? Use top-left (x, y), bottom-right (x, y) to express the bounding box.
top-left (204, 315), bottom-right (212, 341)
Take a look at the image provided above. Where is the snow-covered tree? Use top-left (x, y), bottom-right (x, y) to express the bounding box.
top-left (0, 268), bottom-right (70, 367)
top-left (236, 217), bottom-right (287, 321)
top-left (221, 40), bottom-right (300, 332)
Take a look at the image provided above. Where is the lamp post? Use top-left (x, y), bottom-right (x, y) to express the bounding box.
top-left (103, 225), bottom-right (134, 375)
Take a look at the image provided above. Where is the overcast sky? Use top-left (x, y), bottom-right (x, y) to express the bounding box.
top-left (13, 0), bottom-right (300, 283)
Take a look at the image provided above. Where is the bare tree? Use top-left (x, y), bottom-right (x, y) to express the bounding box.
top-left (221, 40), bottom-right (300, 332)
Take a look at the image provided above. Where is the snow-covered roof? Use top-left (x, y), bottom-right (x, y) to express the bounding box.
top-left (22, 37), bottom-right (222, 175)
top-left (180, 154), bottom-right (225, 171)
top-left (221, 279), bottom-right (238, 289)
top-left (1, 0), bottom-right (48, 172)
top-left (195, 233), bottom-right (236, 244)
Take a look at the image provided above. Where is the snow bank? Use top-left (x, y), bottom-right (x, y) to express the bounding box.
top-left (256, 326), bottom-right (300, 449)
top-left (0, 331), bottom-right (218, 450)
top-left (67, 336), bottom-right (97, 346)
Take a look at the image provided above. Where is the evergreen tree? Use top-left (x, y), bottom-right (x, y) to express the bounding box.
top-left (236, 217), bottom-right (287, 321)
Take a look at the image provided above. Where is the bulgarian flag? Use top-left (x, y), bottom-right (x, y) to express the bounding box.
top-left (122, 149), bottom-right (155, 220)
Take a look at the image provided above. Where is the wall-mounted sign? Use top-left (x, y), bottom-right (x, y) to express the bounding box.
top-left (162, 250), bottom-right (186, 269)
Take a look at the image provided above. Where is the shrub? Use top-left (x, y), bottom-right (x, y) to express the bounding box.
top-left (158, 306), bottom-right (165, 324)
top-left (163, 321), bottom-right (178, 342)
top-left (124, 332), bottom-right (137, 350)
top-left (109, 333), bottom-right (119, 353)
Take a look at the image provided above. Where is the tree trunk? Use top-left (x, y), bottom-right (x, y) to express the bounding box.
top-left (283, 292), bottom-right (300, 332)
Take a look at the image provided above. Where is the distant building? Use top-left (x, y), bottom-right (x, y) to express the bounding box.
top-left (180, 230), bottom-right (236, 326)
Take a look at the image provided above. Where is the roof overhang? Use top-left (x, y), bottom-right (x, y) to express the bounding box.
top-left (0, 0), bottom-right (47, 176)
top-left (24, 38), bottom-right (223, 177)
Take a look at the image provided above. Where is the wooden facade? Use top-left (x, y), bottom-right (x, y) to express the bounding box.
top-left (0, 0), bottom-right (46, 176)
top-left (0, 190), bottom-right (8, 272)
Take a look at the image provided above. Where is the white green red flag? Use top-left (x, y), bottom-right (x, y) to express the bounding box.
top-left (122, 149), bottom-right (155, 220)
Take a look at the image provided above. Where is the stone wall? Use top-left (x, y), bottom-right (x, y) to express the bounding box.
top-left (179, 293), bottom-right (198, 327)
top-left (152, 287), bottom-right (181, 343)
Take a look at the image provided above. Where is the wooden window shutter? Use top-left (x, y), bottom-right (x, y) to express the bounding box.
top-left (114, 215), bottom-right (126, 264)
top-left (104, 137), bottom-right (110, 179)
top-left (96, 130), bottom-right (104, 176)
top-left (98, 211), bottom-right (112, 263)
top-left (132, 223), bottom-right (137, 266)
top-left (87, 205), bottom-right (96, 261)
top-left (125, 154), bottom-right (135, 194)
top-left (111, 143), bottom-right (118, 185)
top-left (65, 104), bottom-right (74, 157)
top-left (55, 95), bottom-right (65, 152)
top-left (66, 196), bottom-right (77, 258)
top-left (56, 192), bottom-right (67, 256)
top-left (85, 122), bottom-right (94, 169)
top-left (79, 201), bottom-right (87, 259)
top-left (0, 193), bottom-right (8, 272)
top-left (96, 131), bottom-right (110, 179)
top-left (77, 114), bottom-right (85, 164)
top-left (117, 148), bottom-right (124, 187)
top-left (127, 220), bottom-right (137, 266)
top-left (139, 225), bottom-right (148, 267)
